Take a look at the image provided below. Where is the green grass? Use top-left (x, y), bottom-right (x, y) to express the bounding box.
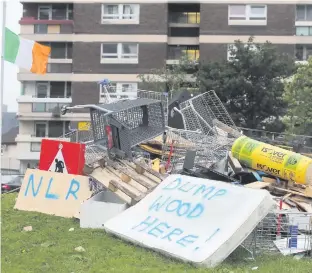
top-left (2, 193), bottom-right (312, 273)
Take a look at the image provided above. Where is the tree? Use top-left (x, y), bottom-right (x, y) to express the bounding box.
top-left (197, 37), bottom-right (295, 130)
top-left (138, 54), bottom-right (198, 97)
top-left (284, 57), bottom-right (312, 135)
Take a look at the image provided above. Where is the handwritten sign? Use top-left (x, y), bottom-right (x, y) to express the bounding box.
top-left (104, 175), bottom-right (274, 267)
top-left (14, 169), bottom-right (92, 218)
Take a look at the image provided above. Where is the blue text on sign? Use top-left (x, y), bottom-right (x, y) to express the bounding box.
top-left (24, 173), bottom-right (80, 200)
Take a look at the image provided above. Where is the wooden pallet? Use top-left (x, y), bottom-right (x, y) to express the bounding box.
top-left (88, 157), bottom-right (168, 205)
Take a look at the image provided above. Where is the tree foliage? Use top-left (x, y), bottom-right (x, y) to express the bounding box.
top-left (284, 57), bottom-right (312, 135)
top-left (197, 37), bottom-right (295, 129)
top-left (138, 54), bottom-right (198, 96)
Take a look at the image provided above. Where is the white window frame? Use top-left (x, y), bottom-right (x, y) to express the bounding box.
top-left (35, 82), bottom-right (70, 98)
top-left (228, 5), bottom-right (267, 26)
top-left (36, 82), bottom-right (49, 98)
top-left (101, 43), bottom-right (139, 64)
top-left (99, 82), bottom-right (138, 102)
top-left (295, 45), bottom-right (312, 62)
top-left (30, 142), bottom-right (42, 152)
top-left (37, 4), bottom-right (72, 20)
top-left (44, 42), bottom-right (72, 59)
top-left (227, 44), bottom-right (258, 61)
top-left (101, 4), bottom-right (140, 24)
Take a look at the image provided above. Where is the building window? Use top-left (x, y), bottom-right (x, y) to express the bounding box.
top-left (35, 122), bottom-right (47, 137)
top-left (296, 5), bottom-right (312, 21)
top-left (1, 145), bottom-right (5, 156)
top-left (34, 24), bottom-right (48, 34)
top-left (295, 45), bottom-right (312, 61)
top-left (35, 82), bottom-right (71, 98)
top-left (227, 44), bottom-right (258, 61)
top-left (228, 5), bottom-right (267, 25)
top-left (40, 42), bottom-right (72, 59)
top-left (101, 43), bottom-right (139, 64)
top-left (38, 4), bottom-right (73, 20)
top-left (101, 4), bottom-right (139, 23)
top-left (296, 26), bottom-right (312, 36)
top-left (30, 142), bottom-right (41, 152)
top-left (100, 82), bottom-right (138, 102)
top-left (34, 121), bottom-right (69, 138)
top-left (168, 45), bottom-right (200, 61)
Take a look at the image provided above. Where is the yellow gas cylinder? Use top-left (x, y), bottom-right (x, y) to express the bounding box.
top-left (231, 136), bottom-right (312, 185)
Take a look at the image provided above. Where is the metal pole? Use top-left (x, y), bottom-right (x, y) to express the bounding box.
top-left (0, 1), bottom-right (7, 177)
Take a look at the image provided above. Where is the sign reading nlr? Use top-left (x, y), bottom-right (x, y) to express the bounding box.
top-left (24, 173), bottom-right (80, 200)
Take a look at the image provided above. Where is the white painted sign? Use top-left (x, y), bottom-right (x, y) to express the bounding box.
top-left (48, 143), bottom-right (68, 174)
top-left (104, 175), bottom-right (274, 267)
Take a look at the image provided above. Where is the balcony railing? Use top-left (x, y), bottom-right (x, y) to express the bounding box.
top-left (169, 12), bottom-right (200, 24)
top-left (168, 47), bottom-right (200, 61)
top-left (32, 102), bottom-right (68, 113)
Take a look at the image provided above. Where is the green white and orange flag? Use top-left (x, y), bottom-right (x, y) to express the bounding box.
top-left (4, 28), bottom-right (51, 74)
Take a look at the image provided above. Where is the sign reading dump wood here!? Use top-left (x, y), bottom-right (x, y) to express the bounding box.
top-left (104, 175), bottom-right (274, 268)
top-left (14, 169), bottom-right (92, 218)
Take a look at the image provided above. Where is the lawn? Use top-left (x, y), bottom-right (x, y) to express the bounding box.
top-left (2, 193), bottom-right (312, 273)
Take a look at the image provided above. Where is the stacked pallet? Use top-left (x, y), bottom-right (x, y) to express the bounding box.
top-left (88, 157), bottom-right (168, 205)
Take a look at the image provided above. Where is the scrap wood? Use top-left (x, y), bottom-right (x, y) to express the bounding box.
top-left (270, 186), bottom-right (312, 199)
top-left (244, 182), bottom-right (271, 189)
top-left (212, 119), bottom-right (242, 138)
top-left (289, 197), bottom-right (312, 213)
top-left (105, 157), bottom-right (157, 189)
top-left (106, 166), bottom-right (147, 194)
top-left (228, 151), bottom-right (243, 173)
top-left (289, 185), bottom-right (312, 198)
top-left (109, 180), bottom-right (138, 206)
top-left (262, 177), bottom-right (277, 183)
top-left (119, 159), bottom-right (165, 183)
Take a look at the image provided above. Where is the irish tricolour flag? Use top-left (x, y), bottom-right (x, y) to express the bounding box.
top-left (4, 28), bottom-right (51, 74)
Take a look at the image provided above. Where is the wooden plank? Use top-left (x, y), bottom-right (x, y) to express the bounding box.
top-left (289, 198), bottom-right (312, 213)
top-left (212, 119), bottom-right (242, 138)
top-left (245, 182), bottom-right (271, 189)
top-left (106, 158), bottom-right (157, 189)
top-left (134, 158), bottom-right (167, 180)
top-left (271, 186), bottom-right (312, 198)
top-left (262, 177), bottom-right (277, 183)
top-left (109, 180), bottom-right (138, 200)
top-left (106, 166), bottom-right (147, 193)
top-left (120, 159), bottom-right (163, 184)
top-left (90, 168), bottom-right (131, 204)
top-left (228, 151), bottom-right (243, 173)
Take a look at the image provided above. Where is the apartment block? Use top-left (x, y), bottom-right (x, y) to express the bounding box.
top-left (16, 0), bottom-right (312, 172)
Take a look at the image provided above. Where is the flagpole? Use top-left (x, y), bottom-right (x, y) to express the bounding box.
top-left (0, 0), bottom-right (7, 176)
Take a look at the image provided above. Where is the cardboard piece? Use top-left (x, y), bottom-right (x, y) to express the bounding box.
top-left (14, 169), bottom-right (92, 218)
top-left (80, 190), bottom-right (128, 229)
top-left (104, 174), bottom-right (274, 268)
top-left (39, 139), bottom-right (85, 175)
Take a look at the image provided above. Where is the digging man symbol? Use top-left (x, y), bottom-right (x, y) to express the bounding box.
top-left (54, 158), bottom-right (65, 173)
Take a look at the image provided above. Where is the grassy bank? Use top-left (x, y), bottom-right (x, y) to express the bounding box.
top-left (2, 193), bottom-right (311, 273)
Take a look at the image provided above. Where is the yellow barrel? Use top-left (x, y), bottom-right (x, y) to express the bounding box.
top-left (231, 136), bottom-right (312, 185)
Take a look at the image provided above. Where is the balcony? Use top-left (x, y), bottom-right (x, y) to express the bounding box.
top-left (20, 3), bottom-right (73, 35)
top-left (18, 82), bottom-right (72, 103)
top-left (169, 12), bottom-right (200, 26)
top-left (18, 102), bottom-right (90, 121)
top-left (167, 46), bottom-right (199, 64)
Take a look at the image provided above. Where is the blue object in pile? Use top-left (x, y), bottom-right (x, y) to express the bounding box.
top-left (98, 79), bottom-right (110, 86)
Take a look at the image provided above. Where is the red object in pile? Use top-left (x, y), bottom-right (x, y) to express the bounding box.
top-left (38, 139), bottom-right (86, 175)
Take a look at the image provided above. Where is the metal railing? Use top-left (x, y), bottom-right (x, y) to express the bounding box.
top-left (169, 12), bottom-right (200, 24)
top-left (32, 102), bottom-right (68, 112)
top-left (167, 46), bottom-right (200, 61)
